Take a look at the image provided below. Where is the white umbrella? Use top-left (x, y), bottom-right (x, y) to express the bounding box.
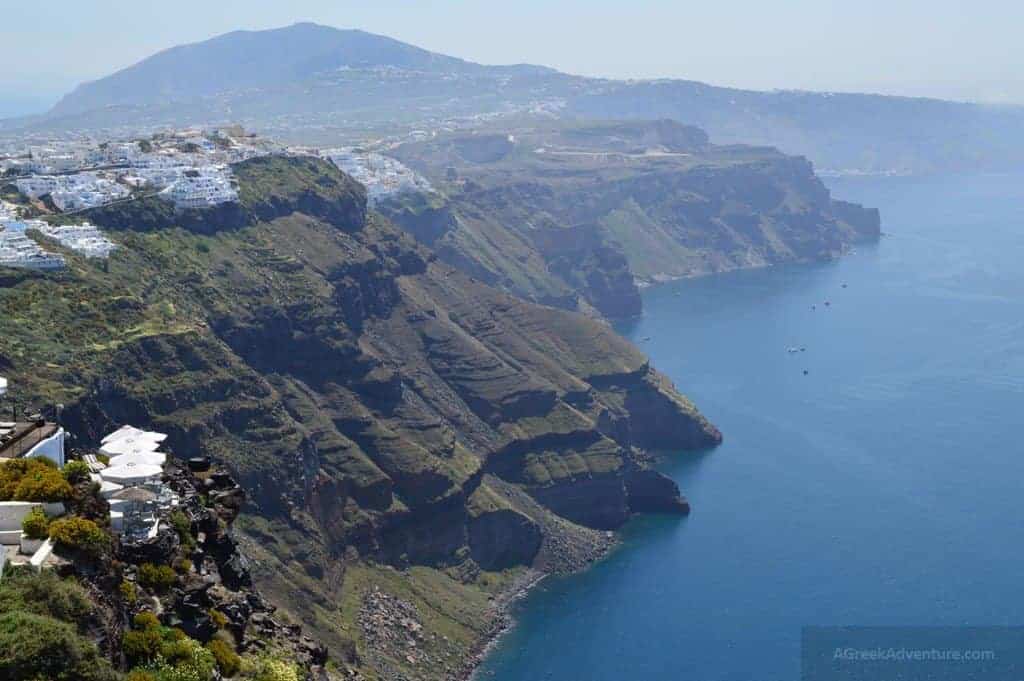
top-left (107, 452), bottom-right (167, 468)
top-left (0, 377), bottom-right (7, 397)
top-left (101, 426), bottom-right (167, 445)
top-left (100, 437), bottom-right (163, 457)
top-left (99, 463), bottom-right (163, 486)
top-left (101, 425), bottom-right (145, 444)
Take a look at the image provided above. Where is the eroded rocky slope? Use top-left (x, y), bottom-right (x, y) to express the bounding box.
top-left (1, 155), bottom-right (719, 679)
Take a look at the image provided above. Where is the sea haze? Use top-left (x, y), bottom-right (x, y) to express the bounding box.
top-left (477, 171), bottom-right (1024, 680)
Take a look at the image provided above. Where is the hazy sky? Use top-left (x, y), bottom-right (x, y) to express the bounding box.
top-left (2, 0), bottom-right (1022, 116)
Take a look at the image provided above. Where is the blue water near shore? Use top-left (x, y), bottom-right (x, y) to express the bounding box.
top-left (477, 172), bottom-right (1024, 680)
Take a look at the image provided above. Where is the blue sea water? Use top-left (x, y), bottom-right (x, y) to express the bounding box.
top-left (477, 172), bottom-right (1024, 680)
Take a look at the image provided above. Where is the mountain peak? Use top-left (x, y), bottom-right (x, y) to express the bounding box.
top-left (48, 23), bottom-right (491, 118)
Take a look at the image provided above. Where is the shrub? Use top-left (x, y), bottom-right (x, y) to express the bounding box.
top-left (169, 510), bottom-right (194, 550)
top-left (123, 627), bottom-right (163, 664)
top-left (0, 459), bottom-right (30, 498)
top-left (127, 671), bottom-right (157, 681)
top-left (133, 611), bottom-right (161, 630)
top-left (173, 557), bottom-right (193, 574)
top-left (147, 637), bottom-right (217, 681)
top-left (13, 464), bottom-right (73, 502)
top-left (62, 460), bottom-right (92, 483)
top-left (120, 580), bottom-right (138, 605)
top-left (207, 637), bottom-right (241, 677)
top-left (96, 453), bottom-right (110, 465)
top-left (21, 507), bottom-right (49, 540)
top-left (160, 637), bottom-right (199, 666)
top-left (208, 608), bottom-right (228, 629)
top-left (48, 517), bottom-right (109, 556)
top-left (0, 571), bottom-right (92, 624)
top-left (0, 611), bottom-right (120, 681)
top-left (138, 563), bottom-right (177, 591)
top-left (0, 458), bottom-right (71, 503)
top-left (245, 656), bottom-right (300, 681)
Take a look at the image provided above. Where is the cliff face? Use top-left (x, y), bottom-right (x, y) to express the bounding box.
top-left (1, 155), bottom-right (719, 679)
top-left (382, 120), bottom-right (880, 318)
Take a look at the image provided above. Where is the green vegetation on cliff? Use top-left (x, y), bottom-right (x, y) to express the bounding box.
top-left (0, 155), bottom-right (719, 680)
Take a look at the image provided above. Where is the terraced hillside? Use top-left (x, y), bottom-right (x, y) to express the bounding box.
top-left (382, 120), bottom-right (881, 318)
top-left (0, 155), bottom-right (719, 679)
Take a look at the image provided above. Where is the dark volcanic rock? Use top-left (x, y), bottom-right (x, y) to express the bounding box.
top-left (118, 524), bottom-right (181, 565)
top-left (468, 508), bottom-right (543, 570)
top-left (626, 469), bottom-right (690, 514)
top-left (530, 476), bottom-right (631, 530)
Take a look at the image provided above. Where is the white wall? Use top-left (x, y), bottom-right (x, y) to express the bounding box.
top-left (0, 501), bottom-right (39, 532)
top-left (25, 428), bottom-right (65, 468)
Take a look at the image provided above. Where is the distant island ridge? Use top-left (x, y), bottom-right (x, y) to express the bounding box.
top-left (3, 22), bottom-right (1023, 175)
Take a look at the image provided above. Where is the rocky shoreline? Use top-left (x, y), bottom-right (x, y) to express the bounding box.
top-left (351, 529), bottom-right (618, 681)
top-left (457, 569), bottom-right (548, 681)
top-left (459, 531), bottom-right (619, 681)
top-left (633, 242), bottom-right (863, 289)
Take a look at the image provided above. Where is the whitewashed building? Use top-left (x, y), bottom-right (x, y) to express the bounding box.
top-left (324, 149), bottom-right (433, 204)
top-left (163, 168), bottom-right (238, 209)
top-left (34, 221), bottom-right (117, 259)
top-left (0, 222), bottom-right (65, 270)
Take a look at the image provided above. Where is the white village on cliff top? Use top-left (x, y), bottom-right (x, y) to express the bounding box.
top-left (1, 126), bottom-right (433, 269)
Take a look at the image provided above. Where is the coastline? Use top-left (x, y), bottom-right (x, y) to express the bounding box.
top-left (459, 533), bottom-right (620, 680)
top-left (459, 569), bottom-right (548, 681)
top-left (633, 245), bottom-right (862, 290)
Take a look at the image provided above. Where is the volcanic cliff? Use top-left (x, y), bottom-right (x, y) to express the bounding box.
top-left (383, 120), bottom-right (881, 318)
top-left (1, 155), bottom-right (719, 679)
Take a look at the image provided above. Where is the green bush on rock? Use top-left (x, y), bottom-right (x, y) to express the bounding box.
top-left (0, 571), bottom-right (93, 624)
top-left (139, 562), bottom-right (177, 591)
top-left (133, 611), bottom-right (162, 631)
top-left (0, 611), bottom-right (120, 681)
top-left (207, 637), bottom-right (241, 677)
top-left (169, 510), bottom-right (194, 550)
top-left (127, 671), bottom-right (158, 681)
top-left (124, 626), bottom-right (164, 664)
top-left (208, 608), bottom-right (228, 629)
top-left (14, 465), bottom-right (72, 501)
top-left (143, 637), bottom-right (217, 681)
top-left (61, 460), bottom-right (92, 483)
top-left (0, 459), bottom-right (57, 498)
top-left (241, 655), bottom-right (301, 681)
top-left (48, 517), bottom-right (109, 556)
top-left (120, 580), bottom-right (138, 604)
top-left (0, 458), bottom-right (72, 502)
top-left (21, 506), bottom-right (49, 539)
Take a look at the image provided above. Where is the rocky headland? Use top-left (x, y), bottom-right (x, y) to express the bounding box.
top-left (382, 120), bottom-right (881, 318)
